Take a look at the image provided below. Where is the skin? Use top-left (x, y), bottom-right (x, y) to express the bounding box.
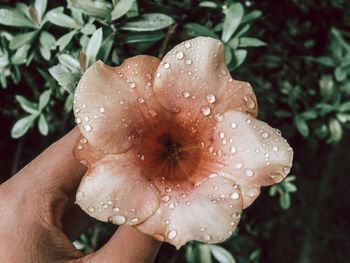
top-left (0, 127), bottom-right (161, 263)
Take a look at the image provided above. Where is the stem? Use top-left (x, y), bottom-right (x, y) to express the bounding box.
top-left (158, 24), bottom-right (178, 59)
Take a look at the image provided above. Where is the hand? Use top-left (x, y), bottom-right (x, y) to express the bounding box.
top-left (0, 127), bottom-right (160, 263)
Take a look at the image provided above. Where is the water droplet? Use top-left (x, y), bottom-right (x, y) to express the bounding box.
top-left (275, 128), bottom-right (281, 135)
top-left (77, 145), bottom-right (82, 150)
top-left (99, 107), bottom-right (105, 112)
top-left (75, 108), bottom-right (80, 113)
top-left (272, 146), bottom-right (279, 152)
top-left (84, 124), bottom-right (92, 132)
top-left (163, 62), bottom-right (170, 69)
top-left (214, 113), bottom-right (224, 122)
top-left (84, 116), bottom-right (89, 121)
top-left (80, 138), bottom-right (87, 144)
top-left (118, 100), bottom-right (124, 105)
top-left (75, 117), bottom-right (82, 124)
top-left (200, 106), bottom-right (211, 116)
top-left (168, 230), bottom-right (177, 240)
top-left (246, 119), bottom-right (252, 124)
top-left (88, 207), bottom-right (95, 213)
top-left (185, 201), bottom-right (191, 206)
top-left (283, 166), bottom-right (291, 175)
top-left (168, 203), bottom-right (175, 209)
top-left (107, 200), bottom-right (112, 205)
top-left (206, 93), bottom-right (216, 104)
top-left (184, 41), bottom-right (191, 48)
top-left (112, 215), bottom-right (126, 224)
top-left (219, 132), bottom-right (225, 138)
top-left (130, 218), bottom-right (138, 224)
top-left (154, 234), bottom-right (165, 241)
top-left (113, 207), bottom-right (119, 212)
top-left (137, 97), bottom-right (145, 104)
top-left (231, 122), bottom-right (237, 129)
top-left (235, 163), bottom-right (243, 169)
top-left (182, 90), bottom-right (190, 98)
top-left (165, 220), bottom-right (170, 225)
top-left (156, 72), bottom-right (161, 78)
top-left (76, 191), bottom-right (84, 200)
top-left (176, 51), bottom-right (184, 59)
top-left (262, 132), bottom-right (269, 138)
top-left (185, 59), bottom-right (192, 65)
top-left (129, 82), bottom-right (136, 89)
top-left (243, 95), bottom-right (256, 109)
top-left (230, 146), bottom-right (236, 153)
top-left (149, 108), bottom-right (158, 117)
top-left (245, 169), bottom-right (254, 177)
top-left (232, 212), bottom-right (241, 219)
top-left (230, 192), bottom-right (239, 200)
top-left (199, 227), bottom-right (205, 232)
top-left (247, 188), bottom-right (259, 197)
top-left (203, 234), bottom-right (211, 241)
top-left (161, 195), bottom-right (170, 202)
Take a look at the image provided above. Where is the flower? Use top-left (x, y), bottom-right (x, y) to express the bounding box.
top-left (73, 37), bottom-right (293, 249)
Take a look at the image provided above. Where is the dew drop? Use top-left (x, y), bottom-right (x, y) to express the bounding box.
top-left (230, 146), bottom-right (236, 153)
top-left (245, 169), bottom-right (254, 177)
top-left (75, 108), bottom-right (80, 113)
top-left (283, 166), bottom-right (291, 175)
top-left (184, 41), bottom-right (191, 48)
top-left (168, 203), bottom-right (175, 209)
top-left (262, 132), bottom-right (269, 138)
top-left (84, 124), bottom-right (92, 132)
top-left (130, 218), bottom-right (138, 224)
top-left (84, 116), bottom-right (89, 121)
top-left (247, 188), bottom-right (259, 197)
top-left (176, 51), bottom-right (184, 59)
top-left (185, 201), bottom-right (191, 206)
top-left (168, 230), bottom-right (177, 240)
top-left (230, 192), bottom-right (240, 200)
top-left (76, 191), bottom-right (84, 200)
top-left (231, 122), bottom-right (237, 129)
top-left (235, 163), bottom-right (243, 169)
top-left (113, 207), bottom-right (119, 212)
top-left (185, 59), bottom-right (192, 65)
top-left (77, 145), bottom-right (82, 150)
top-left (80, 138), bottom-right (87, 144)
top-left (88, 207), bottom-right (95, 213)
top-left (182, 90), bottom-right (190, 98)
top-left (219, 132), bottom-right (225, 138)
top-left (137, 97), bottom-right (145, 104)
top-left (163, 62), bottom-right (170, 69)
top-left (156, 72), bottom-right (161, 78)
top-left (206, 93), bottom-right (216, 104)
top-left (214, 113), bottom-right (224, 122)
top-left (75, 117), bottom-right (82, 124)
top-left (99, 107), bottom-right (105, 112)
top-left (272, 146), bottom-right (279, 152)
top-left (112, 215), bottom-right (126, 224)
top-left (129, 82), bottom-right (136, 89)
top-left (149, 108), bottom-right (158, 117)
top-left (203, 234), bottom-right (211, 241)
top-left (200, 106), bottom-right (211, 116)
top-left (199, 227), bottom-right (205, 232)
top-left (161, 195), bottom-right (170, 202)
top-left (243, 95), bottom-right (256, 109)
top-left (118, 100), bottom-right (124, 105)
top-left (246, 119), bottom-right (252, 124)
top-left (165, 219), bottom-right (170, 225)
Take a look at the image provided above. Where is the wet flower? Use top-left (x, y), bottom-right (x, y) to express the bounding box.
top-left (73, 37), bottom-right (293, 249)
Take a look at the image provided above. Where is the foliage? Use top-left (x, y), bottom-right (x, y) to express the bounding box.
top-left (1, 0), bottom-right (350, 262)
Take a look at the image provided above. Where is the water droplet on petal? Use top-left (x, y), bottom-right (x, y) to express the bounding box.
top-left (247, 188), bottom-right (259, 197)
top-left (88, 207), bottom-right (95, 213)
top-left (176, 51), bottom-right (184, 59)
top-left (203, 234), bottom-right (211, 241)
top-left (246, 119), bottom-right (252, 124)
top-left (130, 218), bottom-right (138, 224)
top-left (163, 62), bottom-right (170, 69)
top-left (200, 106), bottom-right (211, 116)
top-left (230, 192), bottom-right (240, 200)
top-left (129, 82), bottom-right (136, 89)
top-left (243, 95), bottom-right (256, 109)
top-left (76, 191), bottom-right (84, 200)
top-left (168, 229), bottom-right (177, 240)
top-left (185, 59), bottom-right (192, 65)
top-left (231, 122), bottom-right (237, 129)
top-left (113, 207), bottom-right (119, 212)
top-left (206, 93), bottom-right (216, 104)
top-left (168, 203), bottom-right (175, 209)
top-left (156, 72), bottom-right (161, 78)
top-left (161, 195), bottom-right (170, 202)
top-left (182, 90), bottom-right (190, 98)
top-left (283, 166), bottom-right (291, 175)
top-left (230, 146), bottom-right (236, 153)
top-left (84, 124), bottom-right (92, 132)
top-left (235, 163), bottom-right (243, 169)
top-left (245, 169), bottom-right (254, 177)
top-left (137, 97), bottom-right (145, 104)
top-left (262, 132), bottom-right (269, 138)
top-left (75, 117), bottom-right (82, 124)
top-left (272, 146), bottom-right (279, 152)
top-left (112, 215), bottom-right (126, 224)
top-left (214, 113), bottom-right (224, 122)
top-left (184, 41), bottom-right (191, 48)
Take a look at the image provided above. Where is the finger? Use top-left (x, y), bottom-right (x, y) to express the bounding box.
top-left (85, 226), bottom-right (161, 263)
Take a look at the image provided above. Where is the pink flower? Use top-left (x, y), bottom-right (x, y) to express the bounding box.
top-left (73, 37), bottom-right (293, 249)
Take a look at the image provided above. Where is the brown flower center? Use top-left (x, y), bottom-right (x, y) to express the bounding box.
top-left (137, 117), bottom-right (202, 183)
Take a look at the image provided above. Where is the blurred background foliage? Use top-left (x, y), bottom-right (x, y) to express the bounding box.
top-left (1, 0), bottom-right (350, 262)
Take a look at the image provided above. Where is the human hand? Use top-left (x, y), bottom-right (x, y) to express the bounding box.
top-left (0, 127), bottom-right (161, 263)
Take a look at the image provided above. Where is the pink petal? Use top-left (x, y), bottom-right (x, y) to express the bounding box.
top-left (153, 37), bottom-right (257, 120)
top-left (74, 56), bottom-right (161, 154)
top-left (73, 134), bottom-right (106, 168)
top-left (76, 154), bottom-right (160, 225)
top-left (135, 177), bottom-right (242, 249)
top-left (210, 111), bottom-right (293, 208)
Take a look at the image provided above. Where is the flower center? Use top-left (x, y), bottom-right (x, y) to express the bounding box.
top-left (137, 117), bottom-right (202, 183)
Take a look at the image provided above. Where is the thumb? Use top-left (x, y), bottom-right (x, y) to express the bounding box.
top-left (83, 226), bottom-right (160, 263)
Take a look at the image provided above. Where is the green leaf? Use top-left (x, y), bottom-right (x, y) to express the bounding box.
top-left (39, 90), bottom-right (51, 111)
top-left (39, 46), bottom-right (51, 60)
top-left (285, 182), bottom-right (297, 193)
top-left (209, 245), bottom-right (235, 263)
top-left (304, 56), bottom-right (335, 67)
top-left (38, 114), bottom-right (48, 135)
top-left (280, 192), bottom-right (291, 210)
top-left (86, 28), bottom-right (103, 69)
top-left (301, 109), bottom-right (318, 120)
top-left (199, 1), bottom-right (219, 8)
top-left (121, 13), bottom-right (174, 32)
top-left (58, 54), bottom-right (80, 72)
top-left (15, 95), bottom-right (38, 114)
top-left (222, 3), bottom-right (244, 43)
top-left (64, 93), bottom-right (74, 113)
top-left (294, 115), bottom-right (309, 137)
top-left (111, 0), bottom-right (134, 20)
top-left (232, 49), bottom-right (247, 69)
top-left (184, 23), bottom-right (219, 39)
top-left (46, 8), bottom-right (81, 29)
top-left (39, 31), bottom-right (56, 48)
top-left (319, 74), bottom-right (334, 100)
top-left (11, 114), bottom-right (37, 138)
top-left (334, 67), bottom-right (347, 82)
top-left (185, 244), bottom-right (198, 263)
top-left (122, 32), bottom-right (165, 44)
top-left (241, 10), bottom-right (262, 23)
top-left (339, 101), bottom-right (350, 112)
top-left (327, 118), bottom-right (342, 143)
top-left (269, 186), bottom-right (277, 196)
top-left (57, 30), bottom-right (77, 51)
top-left (0, 8), bottom-right (36, 28)
top-left (99, 37), bottom-right (114, 61)
top-left (34, 0), bottom-right (47, 22)
top-left (234, 24), bottom-right (250, 38)
top-left (81, 23), bottom-right (97, 35)
top-left (224, 45), bottom-right (233, 65)
top-left (69, 0), bottom-right (112, 18)
top-left (49, 64), bottom-right (81, 94)
top-left (238, 37), bottom-right (266, 47)
top-left (275, 110), bottom-right (293, 118)
top-left (11, 45), bottom-right (30, 65)
top-left (73, 240), bottom-right (85, 250)
top-left (199, 245), bottom-right (213, 263)
top-left (9, 31), bottom-right (38, 50)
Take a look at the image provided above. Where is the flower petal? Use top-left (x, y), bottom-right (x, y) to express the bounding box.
top-left (74, 55), bottom-right (161, 154)
top-left (135, 176), bottom-right (242, 249)
top-left (73, 134), bottom-right (106, 168)
top-left (153, 36), bottom-right (257, 119)
top-left (209, 110), bottom-right (293, 208)
top-left (76, 154), bottom-right (160, 225)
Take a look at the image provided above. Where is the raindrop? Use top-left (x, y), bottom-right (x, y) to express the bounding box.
top-left (137, 97), bottom-right (145, 104)
top-left (182, 90), bottom-right (190, 98)
top-left (84, 124), bottom-right (92, 132)
top-left (203, 234), bottom-right (211, 241)
top-left (75, 118), bottom-right (82, 124)
top-left (219, 132), bottom-right (225, 138)
top-left (118, 100), bottom-right (124, 105)
top-left (130, 218), bottom-right (138, 224)
top-left (129, 82), bottom-right (136, 89)
top-left (163, 63), bottom-right (170, 69)
top-left (272, 146), bottom-right (279, 152)
top-left (243, 95), bottom-right (256, 109)
top-left (88, 207), bottom-right (95, 213)
top-left (168, 230), bottom-right (177, 240)
top-left (184, 41), bottom-right (191, 48)
top-left (113, 207), bottom-right (119, 212)
top-left (200, 106), bottom-right (211, 116)
top-left (107, 200), bottom-right (112, 205)
top-left (199, 227), bottom-right (205, 232)
top-left (231, 122), bottom-right (237, 129)
top-left (161, 195), bottom-right (170, 202)
top-left (77, 145), bottom-right (82, 150)
top-left (206, 93), bottom-right (216, 104)
top-left (149, 108), bottom-right (158, 117)
top-left (185, 59), bottom-right (192, 65)
top-left (80, 138), bottom-right (87, 144)
top-left (99, 107), bottom-right (105, 113)
top-left (275, 128), bottom-right (281, 135)
top-left (112, 215), bottom-right (126, 224)
top-left (246, 119), bottom-right (252, 124)
top-left (176, 51), bottom-right (184, 59)
top-left (232, 212), bottom-right (241, 219)
top-left (168, 203), bottom-right (175, 209)
top-left (76, 192), bottom-right (84, 200)
top-left (185, 201), bottom-right (191, 206)
top-left (262, 132), bottom-right (269, 138)
top-left (245, 169), bottom-right (254, 177)
top-left (214, 113), bottom-right (224, 122)
top-left (235, 163), bottom-right (243, 169)
top-left (84, 116), bottom-right (89, 121)
top-left (230, 192), bottom-right (239, 200)
top-left (156, 72), bottom-right (161, 78)
top-left (75, 108), bottom-right (80, 113)
top-left (230, 146), bottom-right (236, 153)
top-left (165, 220), bottom-right (170, 225)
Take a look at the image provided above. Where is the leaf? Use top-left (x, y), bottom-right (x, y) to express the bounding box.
top-left (49, 64), bottom-right (81, 94)
top-left (232, 49), bottom-right (247, 69)
top-left (280, 192), bottom-right (291, 210)
top-left (334, 67), bottom-right (347, 82)
top-left (99, 37), bottom-right (114, 61)
top-left (294, 115), bottom-right (309, 137)
top-left (39, 31), bottom-right (56, 48)
top-left (39, 90), bottom-right (51, 111)
top-left (339, 101), bottom-right (350, 112)
top-left (28, 6), bottom-right (39, 26)
top-left (209, 245), bottom-right (235, 263)
top-left (121, 13), bottom-right (174, 32)
top-left (238, 37), bottom-right (267, 47)
top-left (38, 114), bottom-right (48, 135)
top-left (0, 8), bottom-right (36, 28)
top-left (222, 3), bottom-right (244, 43)
top-left (199, 245), bottom-right (213, 263)
top-left (46, 8), bottom-right (81, 29)
top-left (234, 24), bottom-right (250, 38)
top-left (11, 114), bottom-right (37, 138)
top-left (64, 93), bottom-right (74, 113)
top-left (58, 54), bottom-right (80, 72)
top-left (81, 23), bottom-right (97, 35)
top-left (327, 118), bottom-right (342, 143)
top-left (15, 95), bottom-right (38, 114)
top-left (184, 23), bottom-right (219, 39)
top-left (122, 32), bottom-right (165, 44)
top-left (34, 0), bottom-right (47, 22)
top-left (39, 46), bottom-right (51, 60)
top-left (301, 109), bottom-right (318, 120)
top-left (69, 0), bottom-right (111, 18)
top-left (9, 31), bottom-right (38, 50)
top-left (319, 74), bottom-right (334, 100)
top-left (224, 45), bottom-right (233, 65)
top-left (111, 0), bottom-right (134, 20)
top-left (85, 28), bottom-right (103, 69)
top-left (11, 45), bottom-right (30, 65)
top-left (57, 30), bottom-right (77, 51)
top-left (241, 10), bottom-right (262, 23)
top-left (199, 1), bottom-right (219, 8)
top-left (73, 240), bottom-right (85, 250)
top-left (304, 56), bottom-right (335, 67)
